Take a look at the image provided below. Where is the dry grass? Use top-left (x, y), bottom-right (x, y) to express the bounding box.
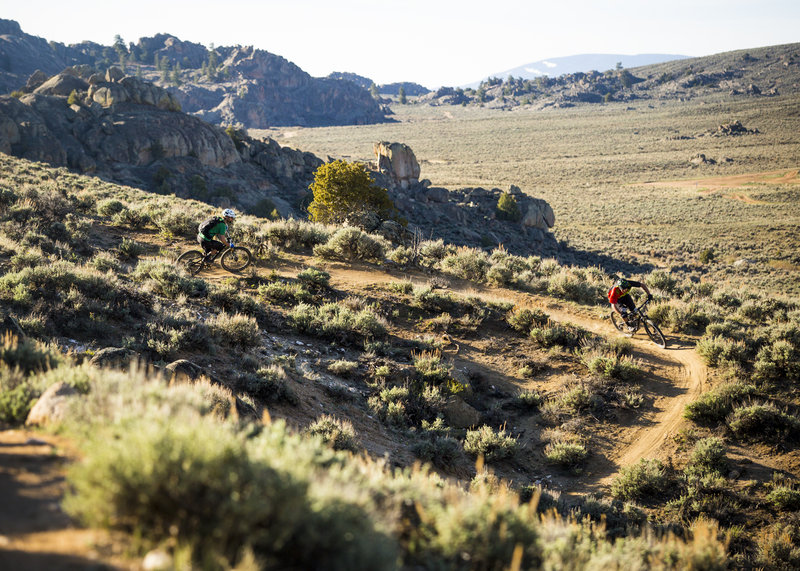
top-left (260, 94), bottom-right (800, 295)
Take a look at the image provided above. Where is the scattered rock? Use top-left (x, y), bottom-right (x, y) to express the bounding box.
top-left (164, 359), bottom-right (206, 383)
top-left (443, 397), bottom-right (481, 428)
top-left (142, 549), bottom-right (173, 571)
top-left (25, 382), bottom-right (77, 427)
top-left (89, 347), bottom-right (139, 369)
top-left (691, 153), bottom-right (717, 166)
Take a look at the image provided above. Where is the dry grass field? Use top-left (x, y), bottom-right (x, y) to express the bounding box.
top-left (259, 93), bottom-right (800, 295)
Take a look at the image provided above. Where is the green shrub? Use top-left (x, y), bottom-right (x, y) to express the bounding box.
top-left (207, 284), bottom-right (265, 319)
top-left (727, 402), bottom-right (800, 442)
top-left (112, 207), bottom-right (148, 229)
top-left (463, 425), bottom-right (518, 462)
top-left (0, 333), bottom-right (61, 374)
top-left (696, 335), bottom-right (749, 368)
top-left (65, 417), bottom-right (396, 569)
top-left (686, 437), bottom-right (728, 475)
top-left (258, 281), bottom-right (312, 306)
top-left (582, 350), bottom-right (641, 381)
top-left (91, 251), bottom-right (122, 273)
top-left (259, 219), bottom-right (330, 251)
top-left (0, 371), bottom-right (37, 424)
top-left (544, 441), bottom-right (588, 468)
top-left (684, 381), bottom-right (757, 424)
top-left (307, 160), bottom-right (396, 226)
top-left (141, 309), bottom-right (211, 359)
top-left (530, 321), bottom-right (586, 348)
top-left (306, 414), bottom-right (360, 452)
top-left (515, 390), bottom-right (544, 409)
top-left (495, 192), bottom-right (521, 222)
top-left (753, 340), bottom-right (800, 385)
top-left (438, 247), bottom-right (490, 281)
top-left (313, 227), bottom-right (388, 263)
top-left (646, 270), bottom-right (679, 295)
top-left (546, 269), bottom-right (601, 304)
top-left (206, 312), bottom-right (260, 350)
top-left (766, 487), bottom-right (800, 511)
top-left (117, 237), bottom-right (146, 259)
top-left (96, 198), bottom-right (126, 217)
top-left (611, 458), bottom-right (669, 501)
top-left (297, 267), bottom-right (331, 290)
top-left (241, 366), bottom-right (297, 405)
top-left (131, 260), bottom-right (207, 298)
top-left (290, 302), bottom-right (386, 344)
top-left (327, 359), bottom-right (359, 377)
top-left (506, 307), bottom-right (550, 334)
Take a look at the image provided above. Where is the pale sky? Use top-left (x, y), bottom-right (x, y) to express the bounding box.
top-left (4, 1), bottom-right (799, 88)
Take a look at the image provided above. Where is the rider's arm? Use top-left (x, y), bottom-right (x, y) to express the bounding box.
top-left (641, 284), bottom-right (652, 298)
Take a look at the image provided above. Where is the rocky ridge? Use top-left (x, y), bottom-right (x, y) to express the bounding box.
top-left (0, 67), bottom-right (322, 215)
top-left (0, 19), bottom-right (390, 129)
top-left (0, 69), bottom-right (556, 255)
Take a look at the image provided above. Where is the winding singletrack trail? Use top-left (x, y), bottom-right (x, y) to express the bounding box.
top-left (321, 262), bottom-right (708, 493)
top-left (0, 258), bottom-right (709, 567)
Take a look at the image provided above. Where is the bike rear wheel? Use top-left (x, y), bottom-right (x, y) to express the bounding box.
top-left (643, 319), bottom-right (667, 348)
top-left (177, 250), bottom-right (205, 276)
top-left (220, 246), bottom-right (252, 272)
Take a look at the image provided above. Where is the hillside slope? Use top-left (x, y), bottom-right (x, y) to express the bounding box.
top-left (2, 154), bottom-right (800, 567)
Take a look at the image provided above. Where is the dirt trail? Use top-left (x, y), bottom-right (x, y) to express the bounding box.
top-left (0, 258), bottom-right (707, 566)
top-left (319, 262), bottom-right (707, 493)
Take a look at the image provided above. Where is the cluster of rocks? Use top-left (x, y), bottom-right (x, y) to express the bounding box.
top-left (712, 120), bottom-right (759, 136)
top-left (0, 67), bottom-right (322, 215)
top-left (175, 45), bottom-right (390, 128)
top-left (370, 143), bottom-right (557, 255)
top-left (0, 19), bottom-right (390, 130)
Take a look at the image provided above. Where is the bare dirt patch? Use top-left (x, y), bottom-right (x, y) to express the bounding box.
top-left (640, 168), bottom-right (800, 190)
top-left (0, 430), bottom-right (131, 570)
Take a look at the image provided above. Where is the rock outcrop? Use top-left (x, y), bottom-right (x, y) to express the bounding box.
top-left (367, 148), bottom-right (557, 256)
top-left (0, 20), bottom-right (390, 129)
top-left (25, 382), bottom-right (77, 427)
top-left (0, 68), bottom-right (323, 215)
top-left (174, 46), bottom-right (389, 128)
top-left (374, 141), bottom-right (420, 189)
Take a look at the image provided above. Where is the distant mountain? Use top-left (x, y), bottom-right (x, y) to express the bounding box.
top-left (0, 19), bottom-right (390, 128)
top-left (469, 53), bottom-right (689, 87)
top-left (423, 43), bottom-right (799, 109)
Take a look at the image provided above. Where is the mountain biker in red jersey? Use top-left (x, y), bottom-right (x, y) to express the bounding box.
top-left (608, 275), bottom-right (653, 329)
top-left (197, 208), bottom-right (236, 261)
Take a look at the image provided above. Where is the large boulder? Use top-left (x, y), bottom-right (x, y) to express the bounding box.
top-left (89, 347), bottom-right (139, 369)
top-left (374, 141), bottom-right (420, 189)
top-left (26, 382), bottom-right (77, 427)
top-left (522, 197), bottom-right (556, 230)
top-left (33, 73), bottom-right (89, 97)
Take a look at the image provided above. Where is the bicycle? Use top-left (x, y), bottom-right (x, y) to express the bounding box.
top-left (610, 298), bottom-right (667, 348)
top-left (176, 242), bottom-right (253, 276)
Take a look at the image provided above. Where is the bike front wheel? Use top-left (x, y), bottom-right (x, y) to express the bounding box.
top-left (643, 319), bottom-right (667, 348)
top-left (610, 312), bottom-right (626, 332)
top-left (177, 250), bottom-right (205, 276)
top-left (220, 246), bottom-right (252, 272)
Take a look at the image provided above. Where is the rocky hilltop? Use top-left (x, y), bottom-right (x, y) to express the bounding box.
top-left (0, 68), bottom-right (556, 255)
top-left (0, 67), bottom-right (322, 216)
top-left (0, 19), bottom-right (390, 128)
top-left (422, 42), bottom-right (800, 108)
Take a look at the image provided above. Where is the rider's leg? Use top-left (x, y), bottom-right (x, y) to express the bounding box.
top-left (202, 240), bottom-right (224, 263)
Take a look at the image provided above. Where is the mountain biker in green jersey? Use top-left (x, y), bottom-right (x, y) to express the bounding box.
top-left (197, 208), bottom-right (236, 261)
